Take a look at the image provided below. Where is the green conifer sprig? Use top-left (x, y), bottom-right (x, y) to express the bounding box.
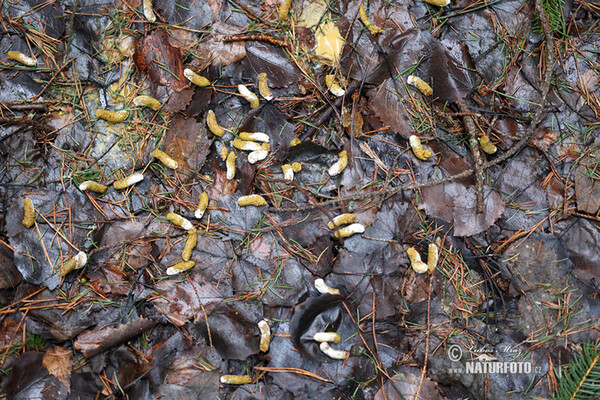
top-left (553, 342), bottom-right (600, 400)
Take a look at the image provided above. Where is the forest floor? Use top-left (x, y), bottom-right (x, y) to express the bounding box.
top-left (0, 0), bottom-right (599, 399)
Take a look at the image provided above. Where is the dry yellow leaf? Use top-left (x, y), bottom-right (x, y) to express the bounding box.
top-left (314, 21), bottom-right (344, 65)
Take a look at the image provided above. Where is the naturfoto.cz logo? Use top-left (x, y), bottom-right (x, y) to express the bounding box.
top-left (447, 345), bottom-right (538, 374)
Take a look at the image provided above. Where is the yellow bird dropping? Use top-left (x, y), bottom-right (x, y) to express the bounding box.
top-left (407, 75), bottom-right (433, 96)
top-left (334, 223), bottom-right (365, 239)
top-left (167, 213), bottom-right (194, 230)
top-left (133, 95), bottom-right (161, 110)
top-left (22, 198), bottom-right (35, 228)
top-left (407, 247), bottom-right (428, 274)
top-left (320, 342), bottom-right (348, 360)
top-left (152, 149), bottom-right (178, 169)
top-left (327, 213), bottom-right (356, 229)
top-left (314, 278), bottom-right (340, 295)
top-left (220, 375), bottom-right (252, 385)
top-left (409, 135), bottom-right (433, 161)
top-left (423, 0), bottom-right (450, 6)
top-left (59, 252), bottom-right (87, 277)
top-left (226, 151), bottom-right (236, 180)
top-left (195, 192), bottom-right (209, 219)
top-left (7, 51), bottom-right (37, 66)
top-left (258, 73), bottom-right (274, 100)
top-left (258, 320), bottom-right (271, 352)
top-left (238, 85), bottom-right (260, 109)
top-left (248, 143), bottom-right (270, 164)
top-left (96, 109), bottom-right (128, 122)
top-left (182, 229), bottom-right (197, 261)
top-left (479, 135), bottom-right (497, 154)
top-left (232, 139), bottom-right (262, 151)
top-left (207, 110), bottom-right (225, 137)
top-left (113, 173), bottom-right (144, 189)
top-left (314, 332), bottom-right (341, 343)
top-left (282, 164), bottom-right (294, 181)
top-left (427, 243), bottom-right (439, 273)
top-left (166, 260), bottom-right (195, 275)
top-left (278, 0), bottom-right (292, 21)
top-left (359, 4), bottom-right (383, 35)
top-left (79, 181), bottom-right (108, 194)
top-left (184, 68), bottom-right (211, 87)
top-left (237, 194), bottom-right (267, 207)
top-left (143, 0), bottom-right (156, 22)
top-left (239, 132), bottom-right (269, 143)
top-left (328, 150), bottom-right (348, 176)
top-left (325, 75), bottom-right (345, 97)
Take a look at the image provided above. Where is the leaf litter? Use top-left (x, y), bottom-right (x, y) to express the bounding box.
top-left (1, 0), bottom-right (600, 399)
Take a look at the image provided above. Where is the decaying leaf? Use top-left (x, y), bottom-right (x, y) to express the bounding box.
top-left (134, 28), bottom-right (187, 91)
top-left (163, 114), bottom-right (211, 174)
top-left (574, 151), bottom-right (600, 214)
top-left (419, 181), bottom-right (505, 237)
top-left (42, 346), bottom-right (73, 390)
top-left (194, 21), bottom-right (246, 66)
top-left (152, 274), bottom-right (223, 326)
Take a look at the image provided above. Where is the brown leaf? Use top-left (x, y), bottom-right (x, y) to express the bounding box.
top-left (42, 346), bottom-right (73, 391)
top-left (246, 42), bottom-right (301, 88)
top-left (207, 163), bottom-right (238, 198)
top-left (427, 37), bottom-right (474, 103)
top-left (419, 182), bottom-right (505, 237)
top-left (163, 114), bottom-right (211, 174)
top-left (369, 78), bottom-right (411, 138)
top-left (152, 274), bottom-right (223, 326)
top-left (575, 152), bottom-right (600, 214)
top-left (134, 28), bottom-right (187, 91)
top-left (194, 21), bottom-right (246, 67)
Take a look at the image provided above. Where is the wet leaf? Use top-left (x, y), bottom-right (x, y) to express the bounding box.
top-left (5, 352), bottom-right (67, 400)
top-left (574, 151), bottom-right (600, 214)
top-left (152, 274), bottom-right (223, 326)
top-left (374, 367), bottom-right (442, 400)
top-left (289, 294), bottom-right (344, 360)
top-left (419, 181), bottom-right (505, 237)
top-left (314, 21), bottom-right (344, 65)
top-left (426, 37), bottom-right (473, 103)
top-left (134, 28), bottom-right (187, 91)
top-left (207, 164), bottom-right (238, 198)
top-left (163, 114), bottom-right (211, 174)
top-left (196, 307), bottom-right (260, 360)
top-left (42, 346), bottom-right (73, 391)
top-left (0, 241), bottom-right (21, 289)
top-left (158, 372), bottom-right (220, 400)
top-left (369, 78), bottom-right (412, 138)
top-left (194, 21), bottom-right (246, 67)
top-left (246, 43), bottom-right (301, 88)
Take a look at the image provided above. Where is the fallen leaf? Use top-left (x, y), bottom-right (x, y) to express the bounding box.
top-left (314, 21), bottom-right (344, 65)
top-left (42, 346), bottom-right (73, 391)
top-left (427, 37), bottom-right (473, 103)
top-left (574, 151), bottom-right (600, 214)
top-left (246, 43), bottom-right (301, 88)
top-left (134, 28), bottom-right (187, 92)
top-left (152, 274), bottom-right (223, 326)
top-left (195, 21), bottom-right (246, 67)
top-left (419, 182), bottom-right (505, 237)
top-left (207, 164), bottom-right (237, 198)
top-left (369, 78), bottom-right (412, 138)
top-left (163, 114), bottom-right (211, 174)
